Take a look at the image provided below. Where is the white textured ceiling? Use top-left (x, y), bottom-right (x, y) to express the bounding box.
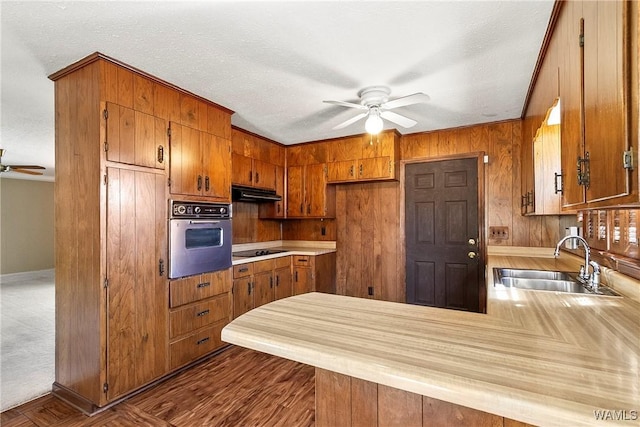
top-left (0, 0), bottom-right (554, 181)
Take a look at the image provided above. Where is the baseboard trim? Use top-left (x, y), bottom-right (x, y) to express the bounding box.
top-left (52, 344), bottom-right (232, 416)
top-left (0, 268), bottom-right (54, 283)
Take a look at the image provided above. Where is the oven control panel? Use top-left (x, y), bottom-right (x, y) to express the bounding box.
top-left (170, 201), bottom-right (232, 219)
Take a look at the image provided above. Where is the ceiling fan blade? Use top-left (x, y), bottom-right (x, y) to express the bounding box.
top-left (332, 112), bottom-right (368, 130)
top-left (382, 93), bottom-right (430, 110)
top-left (380, 111), bottom-right (417, 128)
top-left (11, 168), bottom-right (43, 175)
top-left (323, 100), bottom-right (367, 110)
top-left (6, 165), bottom-right (45, 169)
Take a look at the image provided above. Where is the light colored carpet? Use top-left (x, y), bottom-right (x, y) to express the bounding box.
top-left (0, 269), bottom-right (55, 412)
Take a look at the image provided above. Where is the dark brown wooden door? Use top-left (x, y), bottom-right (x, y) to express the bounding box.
top-left (405, 158), bottom-right (483, 312)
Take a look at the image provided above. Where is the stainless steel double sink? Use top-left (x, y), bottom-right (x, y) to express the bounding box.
top-left (493, 268), bottom-right (620, 296)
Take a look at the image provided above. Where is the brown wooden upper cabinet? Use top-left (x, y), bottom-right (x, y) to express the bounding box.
top-left (104, 102), bottom-right (167, 169)
top-left (522, 100), bottom-right (563, 216)
top-left (169, 122), bottom-right (232, 201)
top-left (287, 163), bottom-right (336, 218)
top-left (559, 0), bottom-right (635, 208)
top-left (231, 128), bottom-right (284, 192)
top-left (326, 131), bottom-right (400, 183)
top-left (231, 153), bottom-right (277, 190)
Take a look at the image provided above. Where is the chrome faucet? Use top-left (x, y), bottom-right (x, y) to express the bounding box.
top-left (554, 235), bottom-right (600, 289)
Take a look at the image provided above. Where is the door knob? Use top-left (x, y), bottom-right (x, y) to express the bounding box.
top-left (468, 251), bottom-right (477, 259)
top-left (468, 238), bottom-right (476, 245)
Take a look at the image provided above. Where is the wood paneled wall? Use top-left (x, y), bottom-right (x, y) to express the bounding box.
top-left (281, 119), bottom-right (569, 302)
top-left (282, 219), bottom-right (336, 241)
top-left (232, 202), bottom-right (281, 244)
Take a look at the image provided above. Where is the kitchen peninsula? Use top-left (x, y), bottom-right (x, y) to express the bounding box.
top-left (222, 252), bottom-right (640, 427)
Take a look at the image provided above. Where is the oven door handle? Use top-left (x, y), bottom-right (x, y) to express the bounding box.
top-left (188, 220), bottom-right (221, 225)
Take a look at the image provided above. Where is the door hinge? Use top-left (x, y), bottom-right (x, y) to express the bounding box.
top-left (103, 141), bottom-right (109, 152)
top-left (103, 278), bottom-right (108, 289)
top-left (102, 109), bottom-right (108, 120)
top-left (623, 149), bottom-right (634, 170)
top-left (167, 178), bottom-right (171, 187)
top-left (103, 383), bottom-right (109, 393)
top-left (167, 127), bottom-right (171, 137)
top-left (579, 34), bottom-right (584, 47)
top-left (103, 174), bottom-right (108, 185)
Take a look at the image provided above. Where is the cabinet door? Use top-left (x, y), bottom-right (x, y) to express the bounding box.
top-left (233, 277), bottom-right (253, 319)
top-left (274, 266), bottom-right (293, 300)
top-left (106, 167), bottom-right (167, 400)
top-left (287, 165), bottom-right (306, 218)
top-left (253, 271), bottom-right (274, 308)
top-left (559, 0), bottom-right (585, 208)
top-left (306, 163), bottom-right (327, 217)
top-left (583, 0), bottom-right (629, 203)
top-left (293, 267), bottom-right (313, 295)
top-left (534, 124), bottom-right (562, 215)
top-left (169, 122), bottom-right (202, 196)
top-left (358, 157), bottom-right (391, 180)
top-left (231, 153), bottom-right (254, 187)
top-left (105, 102), bottom-right (166, 169)
top-left (327, 160), bottom-right (356, 183)
top-left (202, 133), bottom-right (231, 200)
top-left (253, 159), bottom-right (276, 190)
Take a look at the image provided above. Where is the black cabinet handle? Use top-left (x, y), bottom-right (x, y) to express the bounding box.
top-left (270, 276), bottom-right (273, 288)
top-left (205, 176), bottom-right (210, 192)
top-left (297, 258), bottom-right (308, 263)
top-left (159, 259), bottom-right (165, 276)
top-left (248, 281), bottom-right (252, 295)
top-left (239, 267), bottom-right (249, 273)
top-left (196, 309), bottom-right (210, 317)
top-left (276, 275), bottom-right (280, 286)
top-left (197, 282), bottom-right (210, 289)
top-left (197, 175), bottom-right (203, 191)
top-left (196, 337), bottom-right (210, 345)
top-left (295, 271), bottom-right (298, 282)
top-left (249, 171), bottom-right (253, 182)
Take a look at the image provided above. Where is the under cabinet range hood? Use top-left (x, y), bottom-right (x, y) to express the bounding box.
top-left (231, 185), bottom-right (282, 203)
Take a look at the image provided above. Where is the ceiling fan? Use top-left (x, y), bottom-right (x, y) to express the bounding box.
top-left (324, 86), bottom-right (430, 134)
top-left (0, 149), bottom-right (45, 175)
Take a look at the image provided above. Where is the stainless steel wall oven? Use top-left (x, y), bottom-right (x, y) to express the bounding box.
top-left (169, 200), bottom-right (232, 279)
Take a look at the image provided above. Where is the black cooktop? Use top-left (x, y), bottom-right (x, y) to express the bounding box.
top-left (233, 249), bottom-right (289, 258)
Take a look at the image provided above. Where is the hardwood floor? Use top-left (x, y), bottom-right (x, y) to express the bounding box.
top-left (0, 346), bottom-right (315, 426)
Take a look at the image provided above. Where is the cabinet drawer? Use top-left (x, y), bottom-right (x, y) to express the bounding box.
top-left (253, 259), bottom-right (275, 274)
top-left (169, 321), bottom-right (225, 370)
top-left (170, 269), bottom-right (231, 307)
top-left (293, 255), bottom-right (314, 267)
top-left (233, 263), bottom-right (253, 278)
top-left (275, 256), bottom-right (291, 269)
top-left (170, 293), bottom-right (230, 339)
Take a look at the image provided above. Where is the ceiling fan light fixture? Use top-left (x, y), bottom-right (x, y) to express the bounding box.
top-left (365, 108), bottom-right (383, 134)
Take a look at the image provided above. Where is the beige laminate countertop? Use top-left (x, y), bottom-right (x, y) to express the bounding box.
top-left (222, 254), bottom-right (640, 426)
top-left (231, 241), bottom-right (336, 265)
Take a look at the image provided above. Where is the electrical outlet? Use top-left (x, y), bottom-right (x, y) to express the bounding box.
top-left (489, 226), bottom-right (509, 240)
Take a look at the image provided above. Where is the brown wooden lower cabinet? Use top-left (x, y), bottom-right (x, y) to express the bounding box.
top-left (315, 368), bottom-right (534, 427)
top-left (293, 253), bottom-right (336, 295)
top-left (233, 257), bottom-right (293, 318)
top-left (168, 269), bottom-right (232, 370)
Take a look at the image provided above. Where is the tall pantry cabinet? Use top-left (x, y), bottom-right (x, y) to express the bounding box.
top-left (49, 53), bottom-right (233, 413)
